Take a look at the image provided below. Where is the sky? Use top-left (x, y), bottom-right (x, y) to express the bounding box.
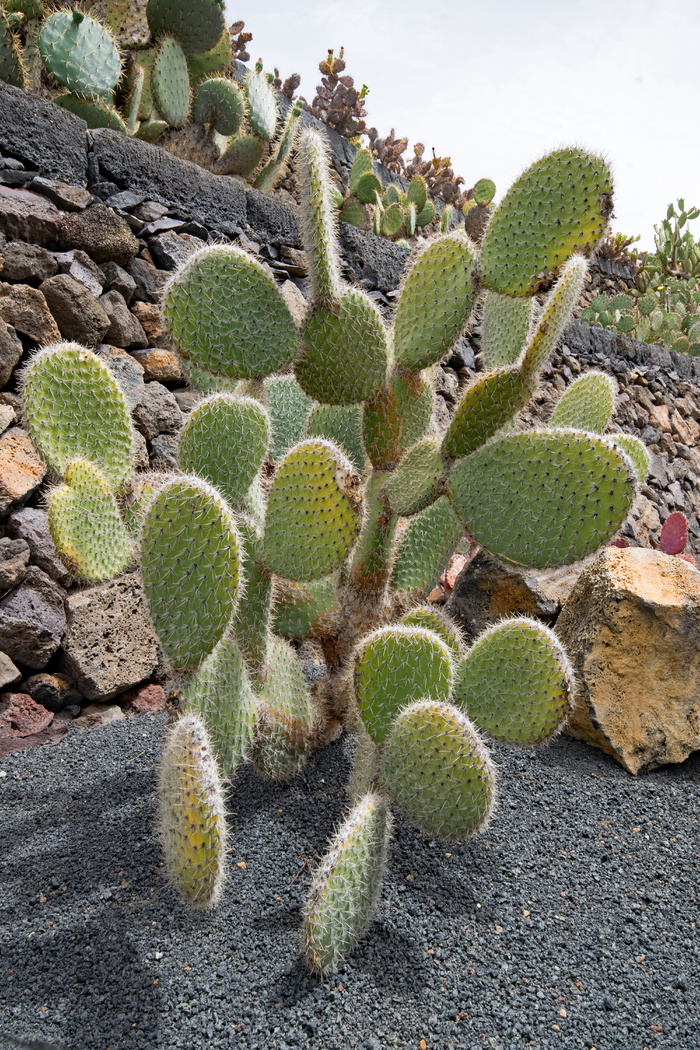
top-left (226, 0), bottom-right (700, 251)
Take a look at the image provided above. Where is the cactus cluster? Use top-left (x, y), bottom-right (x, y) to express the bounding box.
top-left (21, 131), bottom-right (647, 974)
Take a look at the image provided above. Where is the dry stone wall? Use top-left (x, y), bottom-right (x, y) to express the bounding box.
top-left (0, 81), bottom-right (698, 748)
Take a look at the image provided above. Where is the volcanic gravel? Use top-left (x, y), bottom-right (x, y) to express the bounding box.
top-left (1, 713), bottom-right (699, 1050)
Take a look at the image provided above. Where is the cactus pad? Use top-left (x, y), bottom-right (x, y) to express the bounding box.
top-left (453, 618), bottom-right (575, 746)
top-left (262, 439), bottom-right (362, 582)
top-left (245, 68), bottom-right (278, 142)
top-left (146, 0), bottom-right (225, 54)
top-left (250, 637), bottom-right (316, 780)
top-left (550, 370), bottom-right (616, 432)
top-left (162, 245), bottom-right (300, 379)
top-left (520, 257), bottom-right (589, 386)
top-left (363, 368), bottom-right (434, 470)
top-left (152, 36), bottom-right (191, 128)
top-left (305, 403), bottom-right (367, 473)
top-left (216, 133), bottom-right (266, 178)
top-left (354, 625), bottom-right (454, 743)
top-left (400, 606), bottom-right (463, 659)
top-left (390, 495), bottom-right (464, 596)
top-left (0, 13), bottom-right (27, 88)
top-left (158, 714), bottom-right (227, 908)
top-left (265, 374), bottom-right (315, 461)
top-left (178, 394), bottom-right (270, 510)
top-left (39, 11), bottom-right (121, 101)
top-left (192, 77), bottom-right (244, 135)
top-left (381, 700), bottom-right (496, 840)
top-left (272, 576), bottom-right (339, 639)
top-left (393, 233), bottom-right (477, 370)
top-left (22, 344), bottom-right (133, 487)
top-left (480, 291), bottom-right (533, 368)
top-left (606, 433), bottom-right (650, 483)
top-left (295, 290), bottom-right (388, 405)
top-left (296, 130), bottom-right (343, 308)
top-left (48, 460), bottom-right (132, 583)
top-left (448, 430), bottom-right (636, 568)
top-left (385, 438), bottom-right (446, 517)
top-left (140, 476), bottom-right (241, 672)
top-left (54, 93), bottom-right (127, 131)
top-left (480, 148), bottom-right (613, 296)
top-left (441, 367), bottom-right (527, 459)
top-left (302, 793), bottom-right (391, 976)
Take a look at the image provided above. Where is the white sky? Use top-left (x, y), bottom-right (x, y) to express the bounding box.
top-left (226, 0), bottom-right (700, 251)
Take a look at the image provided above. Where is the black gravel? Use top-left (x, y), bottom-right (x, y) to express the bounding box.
top-left (1, 714), bottom-right (699, 1050)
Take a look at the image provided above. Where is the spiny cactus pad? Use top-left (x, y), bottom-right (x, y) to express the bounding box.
top-left (184, 631), bottom-right (257, 775)
top-left (296, 290), bottom-right (388, 405)
top-left (178, 394), bottom-right (270, 510)
top-left (158, 714), bottom-right (227, 908)
top-left (272, 576), bottom-right (338, 639)
top-left (0, 12), bottom-right (26, 88)
top-left (140, 476), bottom-right (241, 672)
top-left (390, 495), bottom-right (464, 596)
top-left (152, 36), bottom-right (191, 128)
top-left (39, 11), bottom-right (121, 101)
top-left (302, 793), bottom-right (392, 977)
top-left (453, 618), bottom-right (575, 746)
top-left (607, 433), bottom-right (650, 483)
top-left (262, 439), bottom-right (362, 582)
top-left (480, 291), bottom-right (533, 368)
top-left (216, 133), bottom-right (266, 178)
top-left (231, 516), bottom-right (271, 675)
top-left (305, 403), bottom-right (367, 474)
top-left (265, 374), bottom-right (315, 462)
top-left (22, 343), bottom-right (133, 487)
top-left (48, 460), bottom-right (132, 583)
top-left (363, 368), bottom-right (434, 470)
top-left (448, 430), bottom-right (637, 568)
top-left (146, 0), bottom-right (225, 54)
top-left (354, 625), bottom-right (454, 743)
top-left (192, 77), bottom-right (244, 135)
top-left (296, 130), bottom-right (343, 308)
top-left (381, 700), bottom-right (496, 840)
top-left (384, 438), bottom-right (446, 517)
top-left (400, 606), bottom-right (463, 659)
top-left (250, 637), bottom-right (316, 780)
top-left (550, 370), bottom-right (616, 432)
top-left (480, 148), bottom-right (613, 297)
top-left (245, 69), bottom-right (278, 142)
top-left (163, 245), bottom-right (299, 379)
top-left (520, 256), bottom-right (589, 386)
top-left (54, 94), bottom-right (128, 132)
top-left (393, 234), bottom-right (477, 370)
top-left (441, 367), bottom-right (527, 459)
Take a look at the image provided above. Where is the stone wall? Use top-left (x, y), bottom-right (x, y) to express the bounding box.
top-left (0, 81), bottom-right (698, 742)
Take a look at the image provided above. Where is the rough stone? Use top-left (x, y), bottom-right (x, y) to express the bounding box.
top-left (0, 283), bottom-right (60, 343)
top-left (28, 176), bottom-right (92, 212)
top-left (6, 506), bottom-right (75, 587)
top-left (105, 190), bottom-right (146, 211)
top-left (0, 317), bottom-right (23, 386)
top-left (72, 702), bottom-right (125, 729)
top-left (54, 249), bottom-right (105, 297)
top-left (279, 279), bottom-right (308, 327)
top-left (557, 547), bottom-right (700, 774)
top-left (246, 187), bottom-right (301, 248)
top-left (59, 202), bottom-right (139, 265)
top-left (132, 430), bottom-right (149, 471)
top-left (0, 651), bottom-right (21, 688)
top-left (130, 348), bottom-right (181, 382)
top-left (0, 185), bottom-right (62, 246)
top-left (99, 260), bottom-right (136, 302)
top-left (132, 381), bottom-right (183, 440)
top-left (126, 256), bottom-right (167, 303)
top-left (149, 433), bottom-right (179, 470)
top-left (60, 572), bottom-right (159, 700)
top-left (22, 671), bottom-right (83, 712)
top-left (0, 691), bottom-right (67, 757)
top-left (130, 300), bottom-right (163, 339)
top-left (0, 536), bottom-right (30, 590)
top-left (98, 289), bottom-right (148, 349)
top-left (0, 429), bottom-right (46, 511)
top-left (148, 230), bottom-right (201, 271)
top-left (133, 200), bottom-right (170, 223)
top-left (0, 566), bottom-right (66, 669)
top-left (40, 273), bottom-right (110, 347)
top-left (0, 241), bottom-right (58, 282)
top-left (0, 403), bottom-right (14, 434)
top-left (339, 223), bottom-right (409, 294)
top-left (0, 83), bottom-right (88, 183)
top-left (96, 344), bottom-right (145, 409)
top-left (121, 681), bottom-right (166, 714)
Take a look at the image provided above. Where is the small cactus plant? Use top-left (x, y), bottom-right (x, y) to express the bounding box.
top-left (21, 131), bottom-right (646, 976)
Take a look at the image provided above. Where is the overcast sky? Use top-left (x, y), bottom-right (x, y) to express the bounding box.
top-left (227, 0), bottom-right (700, 251)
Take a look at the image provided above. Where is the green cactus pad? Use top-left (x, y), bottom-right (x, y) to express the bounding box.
top-left (302, 793), bottom-right (391, 977)
top-left (140, 476), bottom-right (242, 672)
top-left (390, 496), bottom-right (464, 596)
top-left (473, 178), bottom-right (496, 206)
top-left (380, 202), bottom-right (404, 239)
top-left (262, 439), bottom-right (362, 582)
top-left (158, 714), bottom-right (227, 908)
top-left (416, 200), bottom-right (436, 228)
top-left (295, 290), bottom-right (388, 405)
top-left (520, 257), bottom-right (589, 386)
top-left (441, 367), bottom-right (527, 459)
top-left (354, 625), bottom-right (454, 744)
top-left (250, 637), bottom-right (316, 781)
top-left (186, 28), bottom-right (232, 85)
top-left (381, 700), bottom-right (496, 841)
top-left (245, 68), bottom-right (278, 142)
top-left (39, 11), bottom-right (121, 101)
top-left (136, 119), bottom-right (168, 143)
top-left (22, 344), bottom-right (133, 488)
top-left (480, 291), bottom-right (533, 368)
top-left (54, 93), bottom-right (127, 132)
top-left (385, 438), bottom-right (446, 517)
top-left (406, 175), bottom-right (428, 213)
top-left (550, 370), bottom-right (616, 432)
top-left (265, 374), bottom-right (315, 461)
top-left (480, 148), bottom-right (613, 297)
top-left (0, 13), bottom-right (26, 88)
top-left (192, 77), bottom-right (244, 135)
top-left (178, 394), bottom-right (270, 511)
top-left (152, 36), bottom-right (191, 128)
top-left (254, 99), bottom-right (303, 193)
top-left (453, 618), bottom-right (575, 746)
top-left (352, 170), bottom-right (382, 206)
top-left (48, 460), bottom-right (132, 583)
top-left (363, 368), bottom-right (434, 470)
top-left (272, 576), bottom-right (339, 639)
top-left (231, 516), bottom-right (271, 677)
top-left (146, 0), bottom-right (225, 54)
top-left (448, 430), bottom-right (636, 569)
top-left (305, 403), bottom-right (367, 473)
top-left (163, 245), bottom-right (300, 380)
top-left (90, 0), bottom-right (150, 49)
top-left (606, 433), bottom-right (650, 483)
top-left (393, 233), bottom-right (477, 371)
top-left (400, 606), bottom-right (463, 659)
top-left (339, 197), bottom-right (365, 227)
top-left (184, 631), bottom-right (257, 775)
top-left (215, 133), bottom-right (266, 178)
top-left (348, 149), bottom-right (374, 192)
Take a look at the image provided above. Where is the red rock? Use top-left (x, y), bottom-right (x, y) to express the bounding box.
top-left (122, 682), bottom-right (166, 714)
top-left (0, 428), bottom-right (47, 512)
top-left (0, 691), bottom-right (52, 735)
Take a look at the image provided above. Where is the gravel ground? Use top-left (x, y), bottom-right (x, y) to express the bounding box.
top-left (1, 713), bottom-right (699, 1050)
